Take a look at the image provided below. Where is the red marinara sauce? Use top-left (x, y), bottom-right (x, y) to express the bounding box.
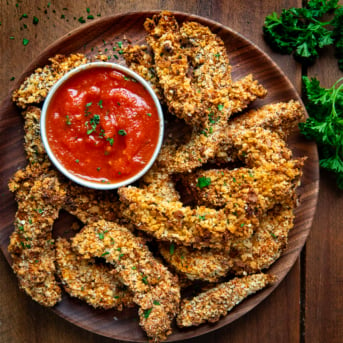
top-left (46, 67), bottom-right (161, 184)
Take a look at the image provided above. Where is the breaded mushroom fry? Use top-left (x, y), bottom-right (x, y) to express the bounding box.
top-left (71, 220), bottom-right (180, 343)
top-left (177, 273), bottom-right (276, 327)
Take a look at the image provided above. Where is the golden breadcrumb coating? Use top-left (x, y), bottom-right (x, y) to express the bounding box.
top-left (229, 100), bottom-right (306, 137)
top-left (8, 176), bottom-right (66, 307)
top-left (144, 12), bottom-right (206, 126)
top-left (226, 127), bottom-right (293, 167)
top-left (179, 20), bottom-right (232, 111)
top-left (118, 186), bottom-right (256, 251)
top-left (159, 204), bottom-right (294, 281)
top-left (122, 44), bottom-right (164, 101)
top-left (230, 205), bottom-right (294, 275)
top-left (71, 220), bottom-right (180, 343)
top-left (141, 168), bottom-right (180, 202)
top-left (12, 53), bottom-right (88, 108)
top-left (22, 106), bottom-right (50, 165)
top-left (176, 273), bottom-right (276, 327)
top-left (123, 44), bottom-right (267, 118)
top-left (214, 100), bottom-right (305, 163)
top-left (56, 238), bottom-right (134, 310)
top-left (6, 11), bottom-right (308, 340)
top-left (62, 182), bottom-right (120, 224)
top-left (229, 74), bottom-right (268, 114)
top-left (180, 159), bottom-right (304, 211)
top-left (159, 242), bottom-right (232, 282)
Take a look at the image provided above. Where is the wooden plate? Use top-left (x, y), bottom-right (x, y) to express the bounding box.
top-left (0, 10), bottom-right (319, 342)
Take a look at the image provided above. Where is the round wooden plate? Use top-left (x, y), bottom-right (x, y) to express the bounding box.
top-left (0, 10), bottom-right (319, 342)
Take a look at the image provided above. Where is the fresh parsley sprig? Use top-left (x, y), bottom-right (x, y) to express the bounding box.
top-left (299, 76), bottom-right (343, 188)
top-left (263, 0), bottom-right (343, 69)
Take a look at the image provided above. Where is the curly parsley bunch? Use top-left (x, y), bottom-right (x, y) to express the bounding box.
top-left (300, 76), bottom-right (343, 188)
top-left (263, 0), bottom-right (343, 69)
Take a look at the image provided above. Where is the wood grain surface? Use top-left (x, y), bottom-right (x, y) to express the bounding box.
top-left (0, 1), bottom-right (341, 343)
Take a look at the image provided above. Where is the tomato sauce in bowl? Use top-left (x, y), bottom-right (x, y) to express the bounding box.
top-left (41, 63), bottom-right (163, 189)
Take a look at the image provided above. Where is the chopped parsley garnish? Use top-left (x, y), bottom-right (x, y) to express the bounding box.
top-left (118, 129), bottom-right (127, 136)
top-left (87, 114), bottom-right (100, 135)
top-left (98, 232), bottom-right (105, 240)
top-left (33, 16), bottom-right (39, 24)
top-left (107, 137), bottom-right (114, 146)
top-left (22, 38), bottom-right (29, 46)
top-left (196, 176), bottom-right (211, 189)
top-left (143, 308), bottom-right (152, 318)
top-left (169, 243), bottom-right (175, 255)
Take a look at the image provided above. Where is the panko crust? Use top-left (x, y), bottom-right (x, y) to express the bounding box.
top-left (118, 186), bottom-right (256, 251)
top-left (12, 53), bottom-right (88, 108)
top-left (176, 273), bottom-right (276, 327)
top-left (180, 159), bottom-right (304, 210)
top-left (56, 238), bottom-right (134, 310)
top-left (71, 220), bottom-right (180, 343)
top-left (8, 176), bottom-right (66, 307)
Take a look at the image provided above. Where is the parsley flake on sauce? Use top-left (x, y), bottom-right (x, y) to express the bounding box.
top-left (118, 129), bottom-right (127, 136)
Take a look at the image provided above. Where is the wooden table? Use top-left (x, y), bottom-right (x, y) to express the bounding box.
top-left (0, 1), bottom-right (342, 342)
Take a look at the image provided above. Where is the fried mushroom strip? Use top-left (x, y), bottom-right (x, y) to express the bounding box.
top-left (8, 176), bottom-right (66, 306)
top-left (118, 186), bottom-right (256, 251)
top-left (71, 220), bottom-right (180, 343)
top-left (229, 74), bottom-right (268, 114)
top-left (230, 205), bottom-right (294, 275)
top-left (62, 182), bottom-right (120, 224)
top-left (214, 100), bottom-right (305, 163)
top-left (22, 106), bottom-right (51, 166)
top-left (122, 45), bottom-right (164, 101)
top-left (159, 205), bottom-right (294, 281)
top-left (180, 159), bottom-right (304, 210)
top-left (12, 53), bottom-right (88, 108)
top-left (176, 273), bottom-right (275, 327)
top-left (225, 127), bottom-right (293, 168)
top-left (144, 11), bottom-right (206, 126)
top-left (56, 238), bottom-right (134, 310)
top-left (159, 242), bottom-right (232, 282)
top-left (228, 100), bottom-right (306, 137)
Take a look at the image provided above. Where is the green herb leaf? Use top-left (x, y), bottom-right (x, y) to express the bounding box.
top-left (143, 308), bottom-right (152, 318)
top-left (196, 176), bottom-right (211, 189)
top-left (299, 76), bottom-right (343, 189)
top-left (263, 0), bottom-right (343, 69)
top-left (118, 129), bottom-right (127, 136)
top-left (169, 243), bottom-right (175, 255)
